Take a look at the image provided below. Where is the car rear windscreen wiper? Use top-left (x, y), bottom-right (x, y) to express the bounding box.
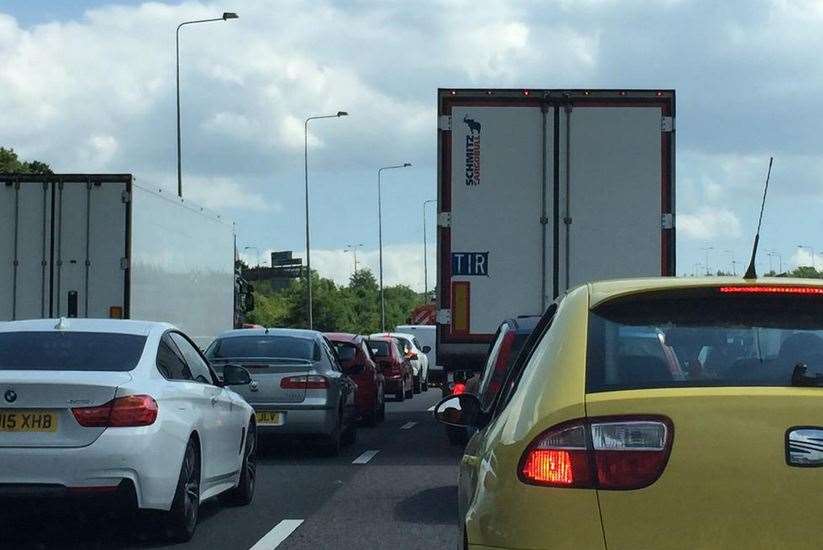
top-left (791, 364), bottom-right (823, 387)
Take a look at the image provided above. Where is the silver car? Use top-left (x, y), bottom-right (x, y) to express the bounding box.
top-left (205, 328), bottom-right (358, 456)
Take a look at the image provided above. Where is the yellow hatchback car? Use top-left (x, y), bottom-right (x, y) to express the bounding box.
top-left (436, 277), bottom-right (823, 550)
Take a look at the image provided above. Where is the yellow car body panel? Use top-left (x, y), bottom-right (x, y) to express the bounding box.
top-left (587, 387), bottom-right (823, 550)
top-left (461, 277), bottom-right (823, 550)
top-left (464, 286), bottom-right (606, 550)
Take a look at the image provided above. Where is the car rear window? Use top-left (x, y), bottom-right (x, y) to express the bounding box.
top-left (368, 340), bottom-right (390, 357)
top-left (206, 336), bottom-right (315, 361)
top-left (0, 331), bottom-right (147, 371)
top-left (587, 287), bottom-right (823, 392)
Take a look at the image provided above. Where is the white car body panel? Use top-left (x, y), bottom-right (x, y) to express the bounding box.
top-left (0, 318), bottom-right (253, 510)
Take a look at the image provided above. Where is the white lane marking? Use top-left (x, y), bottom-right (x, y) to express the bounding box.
top-left (352, 449), bottom-right (380, 464)
top-left (427, 405), bottom-right (436, 412)
top-left (249, 519), bottom-right (304, 550)
top-left (400, 421), bottom-right (418, 430)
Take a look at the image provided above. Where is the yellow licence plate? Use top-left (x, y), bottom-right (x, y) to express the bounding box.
top-left (255, 411), bottom-right (284, 426)
top-left (0, 410), bottom-right (58, 433)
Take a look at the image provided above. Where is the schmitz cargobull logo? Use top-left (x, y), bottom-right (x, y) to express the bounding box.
top-left (463, 116), bottom-right (481, 186)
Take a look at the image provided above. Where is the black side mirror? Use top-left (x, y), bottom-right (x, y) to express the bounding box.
top-left (223, 364), bottom-right (252, 386)
top-left (422, 345), bottom-right (432, 353)
top-left (433, 393), bottom-right (482, 428)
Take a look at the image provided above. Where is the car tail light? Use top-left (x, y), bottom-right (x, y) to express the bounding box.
top-left (452, 382), bottom-right (466, 395)
top-left (519, 416), bottom-right (672, 490)
top-left (72, 395), bottom-right (158, 428)
top-left (408, 353), bottom-right (418, 360)
top-left (280, 375), bottom-right (329, 389)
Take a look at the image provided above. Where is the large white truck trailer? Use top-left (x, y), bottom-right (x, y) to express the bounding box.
top-left (436, 89), bottom-right (676, 372)
top-left (0, 174), bottom-right (243, 346)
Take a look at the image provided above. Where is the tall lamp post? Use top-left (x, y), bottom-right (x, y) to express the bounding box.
top-left (700, 246), bottom-right (714, 276)
top-left (345, 243), bottom-right (364, 275)
top-left (176, 12), bottom-right (238, 198)
top-left (304, 111), bottom-right (348, 329)
top-left (377, 163), bottom-right (412, 332)
top-left (423, 199), bottom-right (436, 301)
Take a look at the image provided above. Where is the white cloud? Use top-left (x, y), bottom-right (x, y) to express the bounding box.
top-left (175, 176), bottom-right (276, 213)
top-left (679, 207), bottom-right (742, 241)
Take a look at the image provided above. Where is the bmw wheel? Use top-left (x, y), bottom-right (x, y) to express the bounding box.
top-left (220, 422), bottom-right (256, 506)
top-left (164, 438), bottom-right (200, 542)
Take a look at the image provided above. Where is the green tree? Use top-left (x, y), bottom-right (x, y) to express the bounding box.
top-left (0, 147), bottom-right (52, 174)
top-left (789, 266), bottom-right (823, 279)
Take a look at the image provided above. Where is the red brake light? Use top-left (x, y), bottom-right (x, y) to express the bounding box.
top-left (72, 395), bottom-right (158, 428)
top-left (452, 382), bottom-right (466, 395)
top-left (519, 417), bottom-right (672, 490)
top-left (281, 375), bottom-right (328, 389)
top-left (719, 286), bottom-right (823, 295)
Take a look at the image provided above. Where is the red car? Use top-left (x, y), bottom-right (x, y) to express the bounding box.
top-left (326, 333), bottom-right (386, 426)
top-left (366, 336), bottom-right (414, 401)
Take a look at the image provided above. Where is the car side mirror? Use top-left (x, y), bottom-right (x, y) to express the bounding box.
top-left (422, 345), bottom-right (432, 353)
top-left (434, 393), bottom-right (482, 428)
top-left (222, 364), bottom-right (252, 386)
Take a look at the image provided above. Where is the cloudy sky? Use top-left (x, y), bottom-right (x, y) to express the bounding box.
top-left (2, 0), bottom-right (822, 289)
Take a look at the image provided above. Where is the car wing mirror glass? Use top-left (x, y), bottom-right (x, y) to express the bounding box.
top-left (222, 364), bottom-right (252, 386)
top-left (434, 394), bottom-right (482, 428)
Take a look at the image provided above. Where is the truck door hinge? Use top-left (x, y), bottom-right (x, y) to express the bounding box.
top-left (540, 216), bottom-right (549, 225)
top-left (438, 115), bottom-right (452, 131)
top-left (661, 116), bottom-right (675, 132)
top-left (661, 213), bottom-right (675, 230)
top-left (436, 309), bottom-right (452, 324)
top-left (121, 190), bottom-right (131, 203)
top-left (563, 216), bottom-right (573, 225)
top-left (438, 212), bottom-right (452, 228)
top-left (120, 257), bottom-right (130, 270)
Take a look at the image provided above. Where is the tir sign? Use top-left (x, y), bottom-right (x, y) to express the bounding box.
top-left (452, 252), bottom-right (489, 276)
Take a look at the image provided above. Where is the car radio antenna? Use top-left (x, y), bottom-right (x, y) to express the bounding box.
top-left (743, 156), bottom-right (774, 279)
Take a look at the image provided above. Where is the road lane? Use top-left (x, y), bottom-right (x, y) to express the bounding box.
top-left (0, 388), bottom-right (461, 550)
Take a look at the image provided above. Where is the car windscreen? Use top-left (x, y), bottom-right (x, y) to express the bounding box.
top-left (587, 287), bottom-right (823, 392)
top-left (396, 337), bottom-right (412, 353)
top-left (368, 340), bottom-right (390, 357)
top-left (0, 331), bottom-right (147, 371)
top-left (206, 335), bottom-right (315, 360)
top-left (332, 342), bottom-right (357, 362)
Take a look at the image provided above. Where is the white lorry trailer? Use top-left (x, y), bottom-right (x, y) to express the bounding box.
top-left (0, 174), bottom-right (248, 347)
top-left (436, 89), bottom-right (676, 373)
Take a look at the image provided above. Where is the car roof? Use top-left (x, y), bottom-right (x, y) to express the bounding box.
top-left (586, 276), bottom-right (823, 308)
top-left (0, 318), bottom-right (168, 336)
top-left (324, 332), bottom-right (360, 343)
top-left (216, 327), bottom-right (320, 340)
top-left (372, 332), bottom-right (415, 340)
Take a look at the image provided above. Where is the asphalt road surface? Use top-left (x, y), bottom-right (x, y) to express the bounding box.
top-left (1, 389), bottom-right (462, 550)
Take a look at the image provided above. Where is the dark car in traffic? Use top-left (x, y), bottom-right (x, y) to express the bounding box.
top-left (366, 336), bottom-right (413, 401)
top-left (326, 332), bottom-right (386, 426)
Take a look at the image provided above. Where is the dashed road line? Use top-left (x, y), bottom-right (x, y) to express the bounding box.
top-left (400, 421), bottom-right (418, 430)
top-left (249, 519), bottom-right (304, 550)
top-left (352, 449), bottom-right (380, 464)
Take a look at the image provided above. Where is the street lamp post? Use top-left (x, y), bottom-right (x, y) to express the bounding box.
top-left (377, 163), bottom-right (412, 332)
top-left (423, 199), bottom-right (436, 301)
top-left (303, 111), bottom-right (348, 329)
top-left (723, 249), bottom-right (736, 276)
top-left (345, 243), bottom-right (364, 275)
top-left (176, 12), bottom-right (238, 198)
top-left (701, 246), bottom-right (714, 276)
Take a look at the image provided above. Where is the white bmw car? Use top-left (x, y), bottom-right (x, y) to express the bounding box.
top-left (0, 318), bottom-right (257, 542)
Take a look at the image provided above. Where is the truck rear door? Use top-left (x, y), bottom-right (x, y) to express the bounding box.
top-left (53, 181), bottom-right (127, 318)
top-left (0, 180), bottom-right (52, 320)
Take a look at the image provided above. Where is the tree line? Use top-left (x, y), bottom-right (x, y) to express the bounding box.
top-left (247, 268), bottom-right (426, 334)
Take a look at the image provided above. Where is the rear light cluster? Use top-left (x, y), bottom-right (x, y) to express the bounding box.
top-left (72, 395), bottom-right (158, 428)
top-left (280, 375), bottom-right (329, 389)
top-left (451, 382), bottom-right (466, 395)
top-left (520, 416), bottom-right (672, 490)
top-left (719, 286), bottom-right (823, 295)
